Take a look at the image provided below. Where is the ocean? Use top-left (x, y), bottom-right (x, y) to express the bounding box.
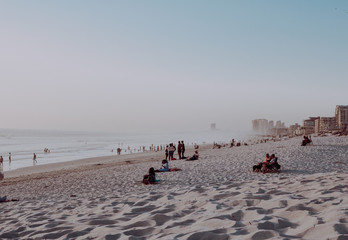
top-left (0, 128), bottom-right (253, 172)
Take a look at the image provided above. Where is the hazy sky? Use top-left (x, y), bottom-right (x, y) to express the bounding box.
top-left (1, 1), bottom-right (347, 133)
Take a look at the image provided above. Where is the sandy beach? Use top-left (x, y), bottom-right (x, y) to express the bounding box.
top-left (1, 135), bottom-right (348, 239)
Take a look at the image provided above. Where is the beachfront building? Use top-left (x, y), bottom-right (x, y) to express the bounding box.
top-left (335, 105), bottom-right (348, 131)
top-left (288, 123), bottom-right (301, 136)
top-left (302, 117), bottom-right (319, 135)
top-left (315, 117), bottom-right (338, 133)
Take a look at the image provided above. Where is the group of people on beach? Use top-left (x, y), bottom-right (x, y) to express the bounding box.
top-left (164, 141), bottom-right (186, 160)
top-left (0, 152), bottom-right (38, 172)
top-left (301, 136), bottom-right (312, 146)
top-left (143, 141), bottom-right (200, 184)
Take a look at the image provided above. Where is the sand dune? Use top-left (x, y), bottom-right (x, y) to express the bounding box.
top-left (1, 135), bottom-right (348, 239)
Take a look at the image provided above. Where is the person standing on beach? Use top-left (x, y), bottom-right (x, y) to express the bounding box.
top-left (177, 141), bottom-right (182, 159)
top-left (33, 153), bottom-right (37, 164)
top-left (181, 141), bottom-right (186, 159)
top-left (165, 145), bottom-right (169, 160)
top-left (0, 156), bottom-right (3, 168)
top-left (117, 148), bottom-right (121, 155)
top-left (168, 143), bottom-right (176, 160)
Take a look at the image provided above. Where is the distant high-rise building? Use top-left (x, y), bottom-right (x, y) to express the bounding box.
top-left (335, 105), bottom-right (348, 131)
top-left (210, 123), bottom-right (216, 130)
top-left (275, 120), bottom-right (282, 129)
top-left (268, 120), bottom-right (274, 129)
top-left (252, 119), bottom-right (269, 133)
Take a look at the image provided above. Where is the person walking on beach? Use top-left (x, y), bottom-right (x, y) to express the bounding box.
top-left (0, 156), bottom-right (3, 168)
top-left (9, 153), bottom-right (11, 163)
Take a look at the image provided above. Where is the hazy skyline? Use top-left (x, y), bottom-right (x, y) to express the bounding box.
top-left (1, 1), bottom-right (347, 134)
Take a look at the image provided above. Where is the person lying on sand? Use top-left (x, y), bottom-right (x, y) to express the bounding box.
top-left (0, 196), bottom-right (19, 203)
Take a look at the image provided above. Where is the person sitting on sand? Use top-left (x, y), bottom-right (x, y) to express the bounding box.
top-left (263, 153), bottom-right (271, 163)
top-left (302, 136), bottom-right (311, 146)
top-left (156, 159), bottom-right (170, 172)
top-left (187, 150), bottom-right (199, 161)
top-left (253, 153), bottom-right (281, 173)
top-left (269, 154), bottom-right (281, 170)
top-left (142, 167), bottom-right (159, 184)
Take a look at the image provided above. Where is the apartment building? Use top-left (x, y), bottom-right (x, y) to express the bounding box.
top-left (335, 105), bottom-right (348, 131)
top-left (315, 117), bottom-right (337, 133)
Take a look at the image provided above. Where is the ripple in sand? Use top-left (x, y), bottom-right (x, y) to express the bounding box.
top-left (186, 231), bottom-right (230, 240)
top-left (122, 220), bottom-right (152, 230)
top-left (257, 221), bottom-right (276, 230)
top-left (286, 204), bottom-right (318, 215)
top-left (42, 230), bottom-right (73, 239)
top-left (88, 219), bottom-right (118, 225)
top-left (152, 213), bottom-right (171, 226)
top-left (130, 204), bottom-right (157, 214)
top-left (123, 227), bottom-right (155, 237)
top-left (335, 224), bottom-right (348, 234)
top-left (251, 230), bottom-right (277, 240)
top-left (65, 228), bottom-right (94, 239)
top-left (105, 233), bottom-right (121, 240)
top-left (166, 219), bottom-right (196, 228)
top-left (244, 193), bottom-right (272, 200)
top-left (212, 192), bottom-right (241, 200)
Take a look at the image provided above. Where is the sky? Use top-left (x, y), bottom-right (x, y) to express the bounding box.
top-left (1, 0), bottom-right (347, 134)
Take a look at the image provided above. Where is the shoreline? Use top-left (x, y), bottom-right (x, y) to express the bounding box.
top-left (2, 143), bottom-right (212, 180)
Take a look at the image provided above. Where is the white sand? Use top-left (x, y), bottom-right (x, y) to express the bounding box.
top-left (1, 135), bottom-right (348, 239)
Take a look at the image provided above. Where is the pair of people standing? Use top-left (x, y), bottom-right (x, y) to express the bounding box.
top-left (177, 141), bottom-right (186, 159)
top-left (165, 141), bottom-right (185, 160)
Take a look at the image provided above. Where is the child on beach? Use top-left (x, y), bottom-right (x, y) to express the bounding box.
top-left (165, 145), bottom-right (169, 160)
top-left (156, 160), bottom-right (170, 172)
